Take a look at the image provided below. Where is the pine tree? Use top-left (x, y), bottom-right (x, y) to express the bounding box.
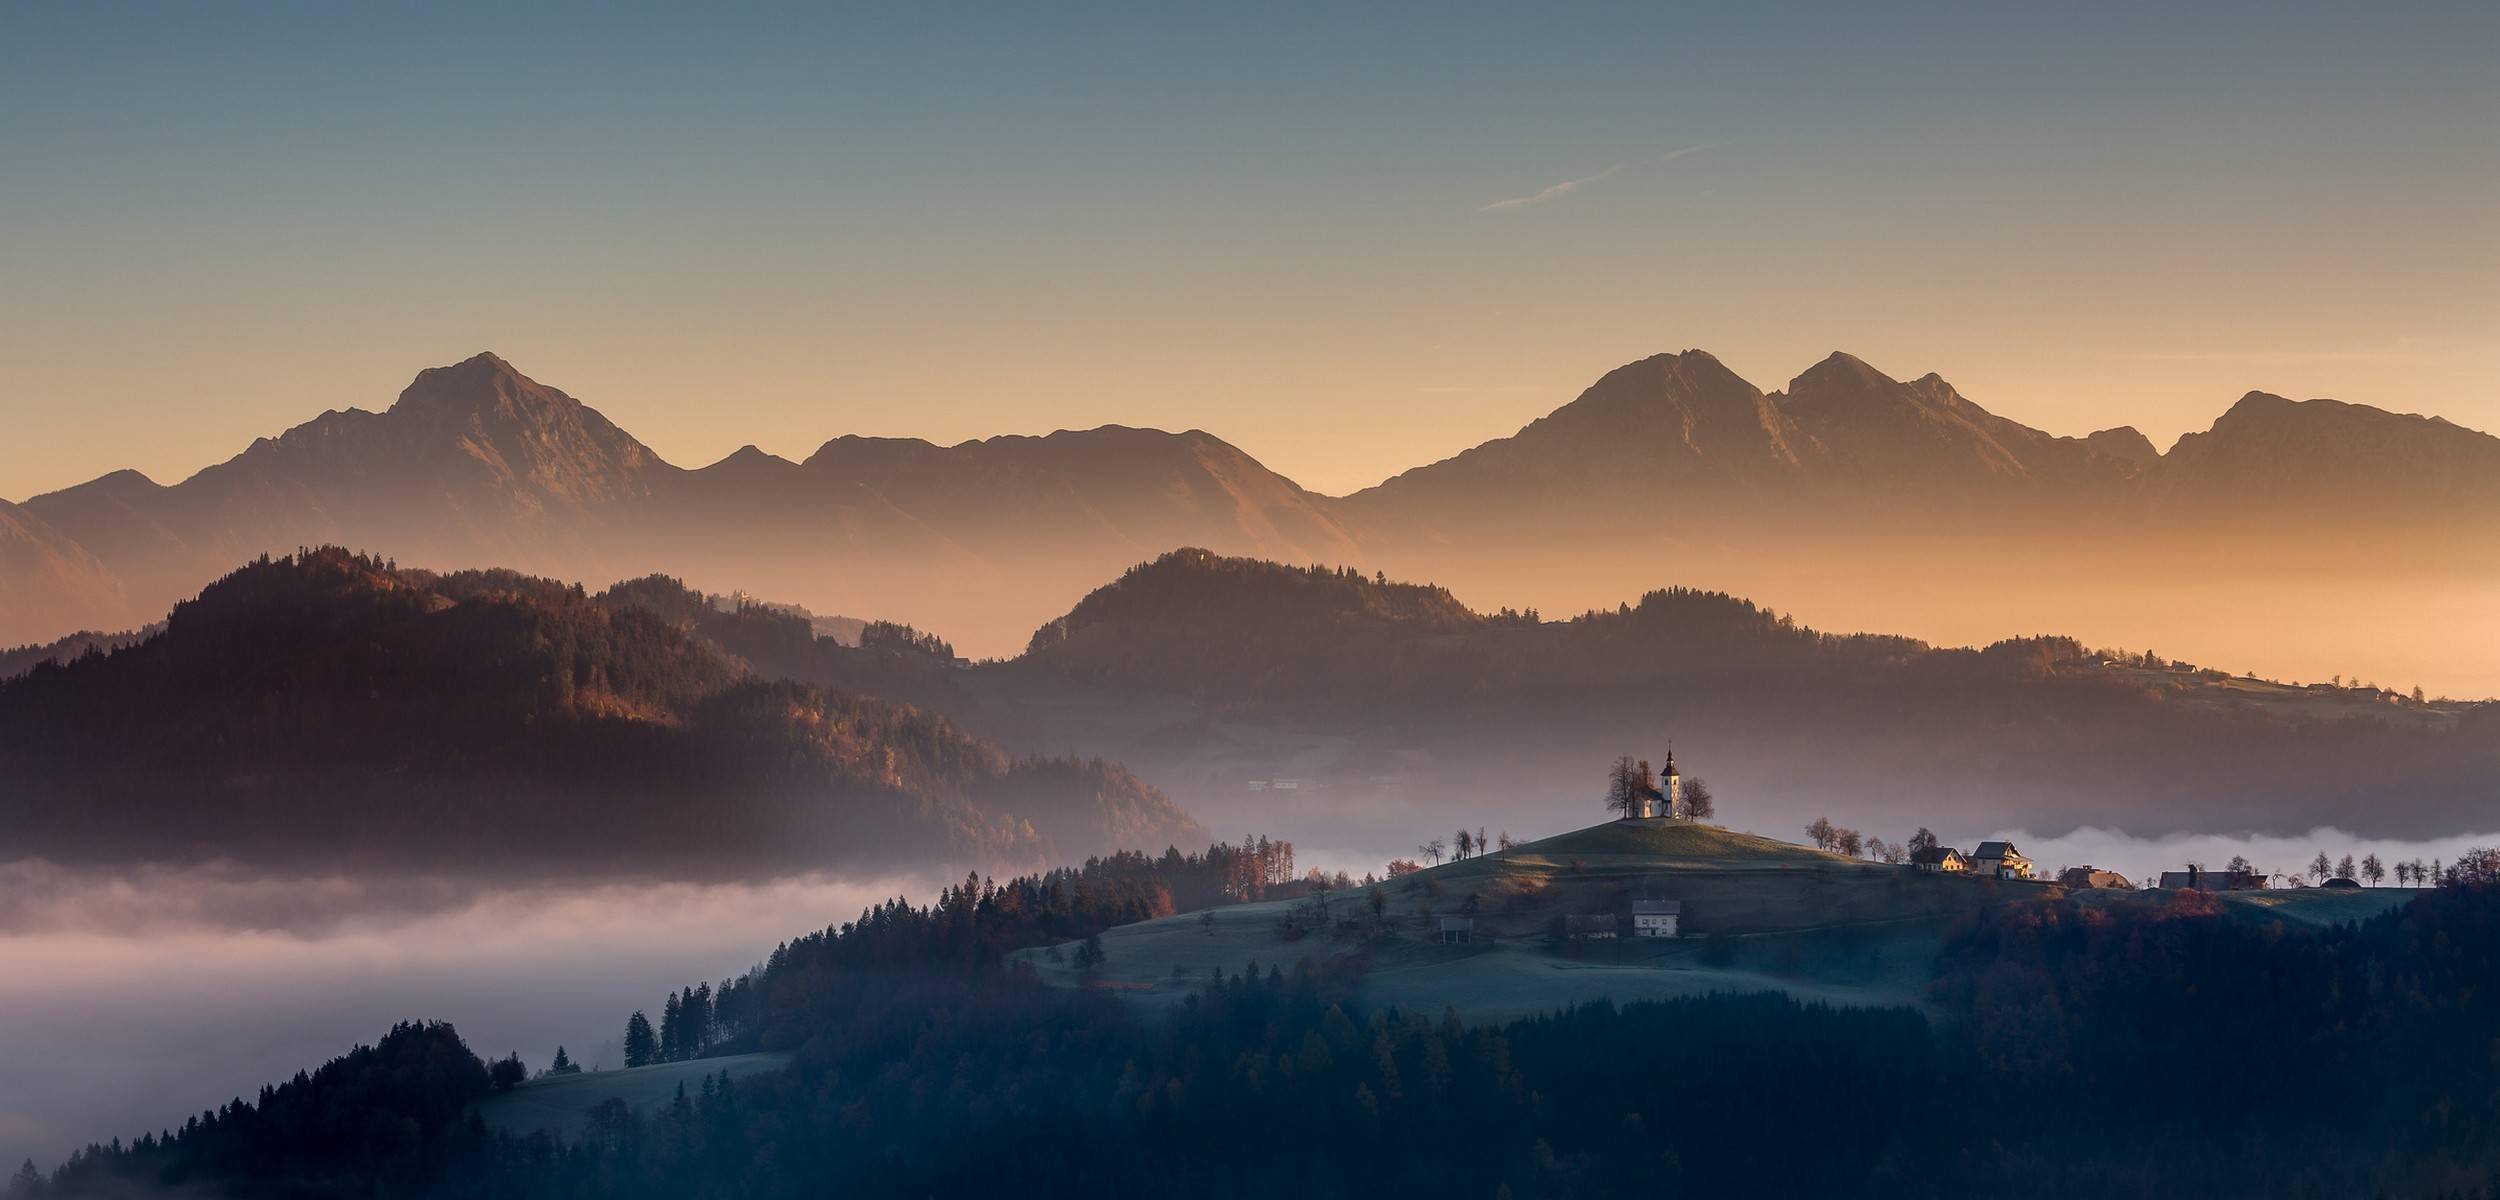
top-left (624, 1011), bottom-right (657, 1068)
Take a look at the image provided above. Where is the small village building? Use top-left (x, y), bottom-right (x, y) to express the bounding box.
top-left (1969, 841), bottom-right (2034, 881)
top-left (1631, 899), bottom-right (1681, 938)
top-left (1910, 846), bottom-right (1968, 873)
top-left (1563, 914), bottom-right (1620, 942)
top-left (1439, 917), bottom-right (1475, 944)
top-left (2058, 866), bottom-right (2133, 890)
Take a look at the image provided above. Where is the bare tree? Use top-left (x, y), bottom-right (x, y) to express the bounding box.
top-left (1835, 828), bottom-right (1864, 858)
top-left (1421, 838), bottom-right (1446, 867)
top-left (1604, 756), bottom-right (1644, 819)
top-left (2336, 854), bottom-right (2357, 882)
top-left (1807, 817), bottom-right (1837, 851)
top-left (2362, 854), bottom-right (2385, 887)
top-left (1682, 776), bottom-right (1716, 821)
top-left (1907, 827), bottom-right (1939, 858)
top-left (1454, 829), bottom-right (1474, 861)
top-left (2310, 852), bottom-right (2333, 883)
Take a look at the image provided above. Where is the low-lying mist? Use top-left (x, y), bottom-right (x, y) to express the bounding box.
top-left (0, 861), bottom-right (937, 1173)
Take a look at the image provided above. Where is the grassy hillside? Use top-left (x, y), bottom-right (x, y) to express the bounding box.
top-left (1014, 817), bottom-right (2043, 1019)
top-left (474, 1053), bottom-right (793, 1140)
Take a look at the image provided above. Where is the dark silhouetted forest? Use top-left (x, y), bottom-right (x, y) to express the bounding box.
top-left (0, 549), bottom-right (1202, 875)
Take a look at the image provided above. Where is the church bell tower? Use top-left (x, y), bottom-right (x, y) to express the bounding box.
top-left (1663, 748), bottom-right (1683, 819)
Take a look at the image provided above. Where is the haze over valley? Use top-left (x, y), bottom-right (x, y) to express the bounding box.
top-left (9, 349), bottom-right (2498, 695)
top-left (7, 3), bottom-right (2499, 1194)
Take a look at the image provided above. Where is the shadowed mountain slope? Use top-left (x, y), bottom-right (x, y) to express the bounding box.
top-left (0, 548), bottom-right (1203, 875)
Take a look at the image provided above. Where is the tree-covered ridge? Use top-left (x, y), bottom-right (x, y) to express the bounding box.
top-left (0, 626), bottom-right (156, 682)
top-left (28, 880), bottom-right (2500, 1198)
top-left (1026, 548), bottom-right (1484, 654)
top-left (0, 549), bottom-right (1202, 874)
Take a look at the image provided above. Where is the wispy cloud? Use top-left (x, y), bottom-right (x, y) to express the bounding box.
top-left (1479, 143), bottom-right (1715, 213)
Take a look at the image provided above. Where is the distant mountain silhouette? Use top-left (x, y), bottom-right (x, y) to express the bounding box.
top-left (843, 551), bottom-right (2495, 848)
top-left (0, 548), bottom-right (1203, 875)
top-left (0, 498), bottom-right (125, 643)
top-left (5, 350), bottom-right (2495, 687)
top-left (2156, 391), bottom-right (2500, 511)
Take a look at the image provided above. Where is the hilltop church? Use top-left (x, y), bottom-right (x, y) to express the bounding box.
top-left (1628, 750), bottom-right (1692, 821)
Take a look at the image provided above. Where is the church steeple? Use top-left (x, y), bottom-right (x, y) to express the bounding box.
top-left (1662, 745), bottom-right (1683, 819)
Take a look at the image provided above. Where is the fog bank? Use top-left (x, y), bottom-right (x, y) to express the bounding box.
top-left (0, 863), bottom-right (935, 1172)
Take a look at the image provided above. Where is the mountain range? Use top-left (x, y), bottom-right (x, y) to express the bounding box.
top-left (7, 349), bottom-right (2497, 689)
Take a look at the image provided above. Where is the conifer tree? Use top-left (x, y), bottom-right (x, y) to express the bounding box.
top-left (624, 1011), bottom-right (657, 1068)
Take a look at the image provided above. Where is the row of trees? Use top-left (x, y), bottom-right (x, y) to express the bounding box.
top-left (1805, 817), bottom-right (1869, 858)
top-left (1414, 826), bottom-right (1517, 867)
top-left (2187, 850), bottom-right (2500, 890)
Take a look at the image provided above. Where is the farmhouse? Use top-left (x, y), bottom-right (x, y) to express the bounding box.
top-left (1439, 917), bottom-right (1475, 945)
top-left (2058, 866), bottom-right (2133, 890)
top-left (1910, 846), bottom-right (1968, 873)
top-left (1631, 899), bottom-right (1681, 938)
top-left (1969, 841), bottom-right (2034, 880)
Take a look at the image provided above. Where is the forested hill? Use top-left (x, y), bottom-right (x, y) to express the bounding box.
top-left (736, 549), bottom-right (2498, 842)
top-left (0, 549), bottom-right (1203, 875)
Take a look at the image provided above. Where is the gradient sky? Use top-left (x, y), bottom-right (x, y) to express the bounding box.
top-left (4, 2), bottom-right (2495, 500)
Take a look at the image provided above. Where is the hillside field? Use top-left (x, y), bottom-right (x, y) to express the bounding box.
top-left (1015, 819), bottom-right (2049, 1019)
top-left (474, 1053), bottom-right (794, 1140)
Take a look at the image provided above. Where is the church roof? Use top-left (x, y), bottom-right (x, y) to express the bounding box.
top-left (1632, 899), bottom-right (1681, 915)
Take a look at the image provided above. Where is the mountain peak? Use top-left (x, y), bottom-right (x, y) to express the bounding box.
top-left (389, 352), bottom-right (557, 422)
top-left (2081, 426), bottom-right (2161, 468)
top-left (2219, 390), bottom-right (2300, 420)
top-left (1788, 351), bottom-right (1899, 395)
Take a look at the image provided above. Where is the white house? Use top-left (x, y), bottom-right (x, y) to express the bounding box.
top-left (1969, 841), bottom-right (2034, 881)
top-left (1631, 899), bottom-right (1681, 938)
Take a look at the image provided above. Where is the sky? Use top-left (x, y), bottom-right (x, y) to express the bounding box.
top-left (3, 1), bottom-right (2496, 500)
